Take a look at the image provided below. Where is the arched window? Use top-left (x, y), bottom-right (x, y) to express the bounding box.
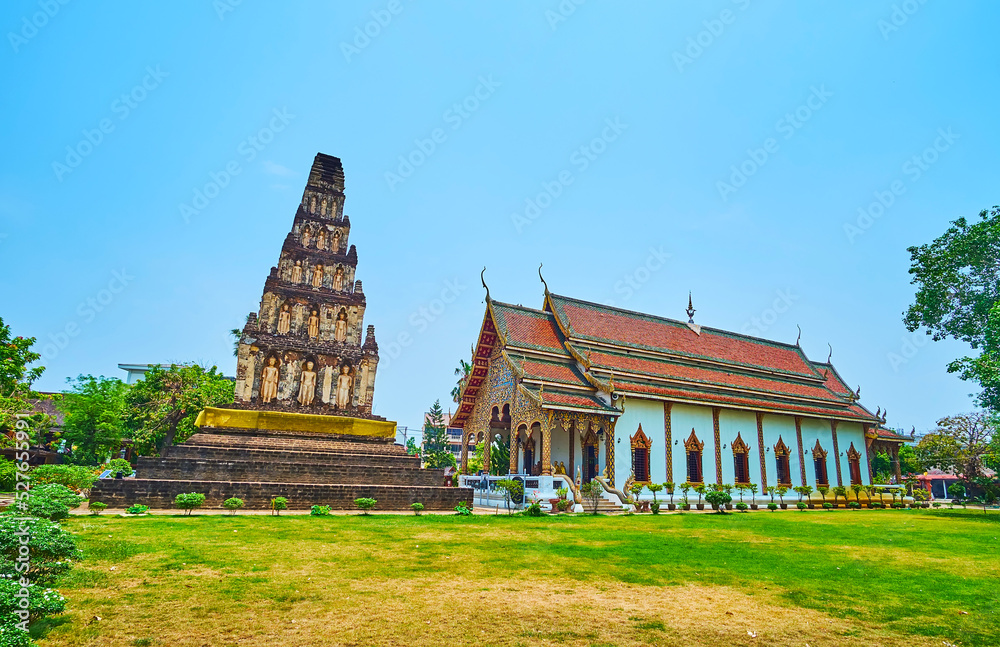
top-left (684, 429), bottom-right (704, 484)
top-left (774, 436), bottom-right (792, 486)
top-left (631, 425), bottom-right (652, 483)
top-left (731, 432), bottom-right (750, 484)
top-left (812, 440), bottom-right (829, 487)
top-left (582, 429), bottom-right (599, 483)
top-left (847, 443), bottom-right (863, 485)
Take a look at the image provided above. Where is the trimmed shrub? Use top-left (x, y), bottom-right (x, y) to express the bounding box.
top-left (797, 502), bottom-right (808, 510)
top-left (30, 484), bottom-right (84, 510)
top-left (125, 504), bottom-right (149, 515)
top-left (89, 502), bottom-right (108, 515)
top-left (822, 502), bottom-right (834, 510)
top-left (0, 578), bottom-right (67, 624)
top-left (411, 502), bottom-right (424, 516)
top-left (847, 501), bottom-right (861, 510)
top-left (28, 464), bottom-right (98, 492)
top-left (0, 459), bottom-right (16, 492)
top-left (767, 503), bottom-right (778, 511)
top-left (454, 503), bottom-right (472, 516)
top-left (354, 498), bottom-right (377, 515)
top-left (271, 497), bottom-right (288, 515)
top-left (735, 502), bottom-right (748, 512)
top-left (0, 516), bottom-right (81, 584)
top-left (310, 505), bottom-right (332, 516)
top-left (223, 498), bottom-right (244, 515)
top-left (25, 496), bottom-right (69, 522)
top-left (101, 458), bottom-right (133, 477)
top-left (174, 492), bottom-right (206, 515)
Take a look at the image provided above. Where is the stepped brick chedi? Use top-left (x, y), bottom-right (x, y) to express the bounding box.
top-left (234, 152), bottom-right (380, 417)
top-left (91, 154), bottom-right (472, 511)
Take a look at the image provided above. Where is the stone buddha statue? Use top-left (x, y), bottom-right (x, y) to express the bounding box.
top-left (307, 310), bottom-right (320, 338)
top-left (332, 230), bottom-right (341, 253)
top-left (332, 266), bottom-right (345, 291)
top-left (334, 310), bottom-right (348, 342)
top-left (291, 260), bottom-right (303, 283)
top-left (298, 361), bottom-right (317, 406)
top-left (312, 264), bottom-right (324, 288)
top-left (335, 365), bottom-right (353, 409)
top-left (277, 304), bottom-right (291, 335)
top-left (301, 227), bottom-right (311, 247)
top-left (261, 357), bottom-right (280, 403)
top-left (316, 229), bottom-right (327, 250)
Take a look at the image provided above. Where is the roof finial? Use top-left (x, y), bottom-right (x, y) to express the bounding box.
top-left (875, 406), bottom-right (881, 418)
top-left (855, 385), bottom-right (861, 398)
top-left (480, 267), bottom-right (490, 303)
top-left (686, 292), bottom-right (696, 323)
top-left (795, 325), bottom-right (802, 346)
top-left (827, 343), bottom-right (833, 363)
top-left (882, 409), bottom-right (887, 424)
top-left (538, 263), bottom-right (550, 296)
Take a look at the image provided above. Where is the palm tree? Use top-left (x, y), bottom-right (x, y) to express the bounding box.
top-left (230, 314), bottom-right (252, 357)
top-left (451, 357), bottom-right (474, 403)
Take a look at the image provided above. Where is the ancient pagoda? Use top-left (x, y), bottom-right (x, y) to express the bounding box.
top-left (91, 154), bottom-right (471, 510)
top-left (233, 152), bottom-right (380, 418)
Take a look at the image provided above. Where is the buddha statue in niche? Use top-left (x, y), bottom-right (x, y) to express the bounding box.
top-left (332, 265), bottom-right (345, 291)
top-left (261, 357), bottom-right (280, 403)
top-left (276, 304), bottom-right (291, 335)
top-left (301, 227), bottom-right (311, 247)
top-left (334, 309), bottom-right (348, 342)
top-left (335, 365), bottom-right (353, 409)
top-left (332, 230), bottom-right (341, 253)
top-left (307, 310), bottom-right (320, 339)
top-left (316, 229), bottom-right (327, 250)
top-left (312, 264), bottom-right (324, 288)
top-left (291, 260), bottom-right (303, 283)
top-left (298, 361), bottom-right (317, 406)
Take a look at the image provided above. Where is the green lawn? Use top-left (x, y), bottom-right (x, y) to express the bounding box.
top-left (35, 510), bottom-right (998, 647)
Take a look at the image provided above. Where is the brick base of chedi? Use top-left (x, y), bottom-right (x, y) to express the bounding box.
top-left (92, 411), bottom-right (469, 510)
top-left (92, 154), bottom-right (471, 511)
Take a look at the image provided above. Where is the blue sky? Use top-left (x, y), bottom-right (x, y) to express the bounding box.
top-left (2, 1), bottom-right (997, 436)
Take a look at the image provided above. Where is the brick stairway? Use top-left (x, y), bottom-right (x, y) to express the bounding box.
top-left (91, 426), bottom-right (472, 511)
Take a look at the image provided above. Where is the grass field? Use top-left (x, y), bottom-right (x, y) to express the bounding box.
top-left (32, 510), bottom-right (998, 647)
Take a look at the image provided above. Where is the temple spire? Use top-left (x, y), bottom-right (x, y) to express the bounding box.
top-left (481, 267), bottom-right (491, 303)
top-left (686, 292), bottom-right (696, 324)
top-left (538, 263), bottom-right (550, 296)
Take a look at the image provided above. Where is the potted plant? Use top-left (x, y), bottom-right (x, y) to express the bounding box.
top-left (800, 485), bottom-right (814, 508)
top-left (748, 483), bottom-right (759, 510)
top-left (776, 486), bottom-right (789, 510)
top-left (648, 483), bottom-right (664, 515)
top-left (863, 484), bottom-right (877, 508)
top-left (722, 483), bottom-right (735, 510)
top-left (833, 486), bottom-right (847, 509)
top-left (694, 484), bottom-right (706, 510)
top-left (557, 498), bottom-right (572, 512)
top-left (680, 482), bottom-right (692, 511)
top-left (816, 486), bottom-right (829, 509)
top-left (704, 487), bottom-right (731, 513)
top-left (665, 482), bottom-right (676, 511)
top-left (851, 483), bottom-right (864, 508)
top-left (411, 502), bottom-right (425, 516)
top-left (847, 500), bottom-right (861, 510)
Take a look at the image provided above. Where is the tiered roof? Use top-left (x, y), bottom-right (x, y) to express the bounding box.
top-left (452, 288), bottom-right (882, 429)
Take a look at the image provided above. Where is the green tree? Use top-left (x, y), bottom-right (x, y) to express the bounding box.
top-left (405, 436), bottom-right (420, 457)
top-left (421, 399), bottom-right (455, 469)
top-left (0, 316), bottom-right (50, 448)
top-left (915, 412), bottom-right (995, 483)
top-left (903, 206), bottom-right (1000, 411)
top-left (124, 364), bottom-right (234, 455)
top-left (451, 358), bottom-right (473, 404)
top-left (58, 375), bottom-right (129, 465)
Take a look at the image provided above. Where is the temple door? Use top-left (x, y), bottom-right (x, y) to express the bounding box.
top-left (585, 444), bottom-right (598, 483)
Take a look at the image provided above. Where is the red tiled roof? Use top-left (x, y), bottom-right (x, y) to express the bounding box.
top-left (513, 357), bottom-right (585, 386)
top-left (548, 294), bottom-right (820, 378)
top-left (584, 348), bottom-right (845, 405)
top-left (613, 379), bottom-right (871, 422)
top-left (490, 302), bottom-right (568, 354)
top-left (524, 386), bottom-right (618, 414)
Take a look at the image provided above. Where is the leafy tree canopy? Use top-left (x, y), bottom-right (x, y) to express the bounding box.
top-left (0, 316), bottom-right (49, 447)
top-left (915, 412), bottom-right (995, 481)
top-left (124, 364), bottom-right (234, 455)
top-left (904, 206), bottom-right (1000, 410)
top-left (421, 399), bottom-right (455, 470)
top-left (58, 374), bottom-right (129, 465)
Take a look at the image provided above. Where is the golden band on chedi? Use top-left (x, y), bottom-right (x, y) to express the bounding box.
top-left (194, 407), bottom-right (396, 438)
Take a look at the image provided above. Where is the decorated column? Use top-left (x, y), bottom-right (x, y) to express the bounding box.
top-left (756, 412), bottom-right (768, 495)
top-left (541, 415), bottom-right (553, 475)
top-left (831, 420), bottom-right (843, 486)
top-left (794, 416), bottom-right (807, 486)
